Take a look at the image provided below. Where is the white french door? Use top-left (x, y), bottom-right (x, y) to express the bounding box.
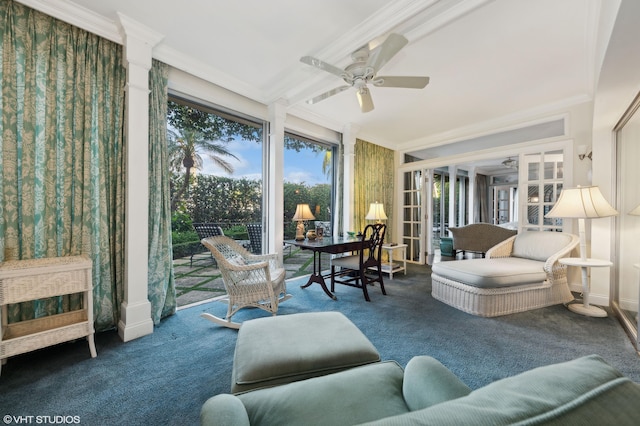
top-left (519, 152), bottom-right (564, 232)
top-left (401, 169), bottom-right (429, 263)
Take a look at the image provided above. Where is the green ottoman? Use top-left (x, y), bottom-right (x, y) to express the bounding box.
top-left (231, 312), bottom-right (380, 393)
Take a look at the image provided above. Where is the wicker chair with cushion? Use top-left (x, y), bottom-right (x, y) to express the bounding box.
top-left (200, 236), bottom-right (291, 329)
top-left (330, 223), bottom-right (387, 301)
top-left (431, 231), bottom-right (579, 317)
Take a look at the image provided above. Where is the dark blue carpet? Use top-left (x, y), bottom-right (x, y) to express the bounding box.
top-left (1, 264), bottom-right (638, 425)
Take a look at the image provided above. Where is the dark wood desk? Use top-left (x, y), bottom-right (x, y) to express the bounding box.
top-left (286, 237), bottom-right (365, 300)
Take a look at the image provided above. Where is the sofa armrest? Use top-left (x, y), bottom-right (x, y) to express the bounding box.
top-left (486, 235), bottom-right (516, 259)
top-left (201, 394), bottom-right (250, 426)
top-left (402, 356), bottom-right (471, 411)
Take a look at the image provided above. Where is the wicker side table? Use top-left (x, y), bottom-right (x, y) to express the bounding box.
top-left (0, 255), bottom-right (97, 375)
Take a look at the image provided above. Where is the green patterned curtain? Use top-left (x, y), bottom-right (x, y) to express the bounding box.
top-left (148, 59), bottom-right (176, 324)
top-left (354, 139), bottom-right (395, 243)
top-left (0, 0), bottom-right (126, 330)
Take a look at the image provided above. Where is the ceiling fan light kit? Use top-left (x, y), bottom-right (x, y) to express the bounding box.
top-left (301, 33), bottom-right (430, 113)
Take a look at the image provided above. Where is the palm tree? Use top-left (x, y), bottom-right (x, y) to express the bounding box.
top-left (168, 127), bottom-right (239, 211)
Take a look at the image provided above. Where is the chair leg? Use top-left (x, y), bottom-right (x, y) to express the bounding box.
top-left (360, 271), bottom-right (371, 302)
top-left (378, 270), bottom-right (387, 295)
top-left (330, 265), bottom-right (336, 292)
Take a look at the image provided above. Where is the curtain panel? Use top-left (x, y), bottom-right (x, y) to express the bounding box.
top-left (148, 59), bottom-right (176, 323)
top-left (0, 0), bottom-right (126, 330)
top-left (353, 139), bottom-right (394, 242)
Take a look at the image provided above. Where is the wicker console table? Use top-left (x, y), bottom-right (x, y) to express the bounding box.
top-left (0, 255), bottom-right (97, 375)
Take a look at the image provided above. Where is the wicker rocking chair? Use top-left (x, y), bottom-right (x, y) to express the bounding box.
top-left (200, 236), bottom-right (291, 329)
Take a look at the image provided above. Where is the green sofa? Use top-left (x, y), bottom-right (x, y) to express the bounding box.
top-left (201, 354), bottom-right (640, 425)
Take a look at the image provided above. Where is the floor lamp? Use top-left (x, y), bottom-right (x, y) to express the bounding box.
top-left (545, 186), bottom-right (618, 317)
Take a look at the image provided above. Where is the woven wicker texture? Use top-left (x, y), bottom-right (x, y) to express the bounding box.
top-left (201, 236), bottom-right (289, 324)
top-left (0, 255), bottom-right (96, 372)
top-left (432, 233), bottom-right (578, 317)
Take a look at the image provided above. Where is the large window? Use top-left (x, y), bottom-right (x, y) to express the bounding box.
top-left (283, 132), bottom-right (335, 239)
top-left (167, 96), bottom-right (266, 238)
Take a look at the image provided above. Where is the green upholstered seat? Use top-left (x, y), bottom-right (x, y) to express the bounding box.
top-left (231, 312), bottom-right (380, 393)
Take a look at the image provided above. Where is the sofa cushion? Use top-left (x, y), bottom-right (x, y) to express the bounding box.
top-left (238, 361), bottom-right (409, 426)
top-left (512, 231), bottom-right (574, 261)
top-left (363, 355), bottom-right (639, 426)
top-left (432, 257), bottom-right (547, 288)
top-left (232, 312), bottom-right (380, 393)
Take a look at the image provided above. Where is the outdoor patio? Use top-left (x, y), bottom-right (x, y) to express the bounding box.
top-left (174, 245), bottom-right (331, 307)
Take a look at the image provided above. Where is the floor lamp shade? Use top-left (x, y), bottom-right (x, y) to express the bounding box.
top-left (365, 202), bottom-right (387, 222)
top-left (545, 186), bottom-right (618, 260)
top-left (545, 186), bottom-right (618, 219)
top-left (629, 203), bottom-right (640, 216)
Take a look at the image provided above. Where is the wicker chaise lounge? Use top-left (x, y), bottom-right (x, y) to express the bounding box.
top-left (431, 231), bottom-right (579, 317)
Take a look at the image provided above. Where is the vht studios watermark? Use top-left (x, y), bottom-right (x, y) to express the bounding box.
top-left (3, 415), bottom-right (81, 425)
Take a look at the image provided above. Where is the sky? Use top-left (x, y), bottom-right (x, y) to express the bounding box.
top-left (199, 138), bottom-right (331, 186)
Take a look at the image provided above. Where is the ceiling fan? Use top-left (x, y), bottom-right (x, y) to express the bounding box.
top-left (502, 157), bottom-right (518, 169)
top-left (300, 33), bottom-right (430, 113)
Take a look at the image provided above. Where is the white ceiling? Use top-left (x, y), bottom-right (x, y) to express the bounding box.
top-left (30, 0), bottom-right (610, 162)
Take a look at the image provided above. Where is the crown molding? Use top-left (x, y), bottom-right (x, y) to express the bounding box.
top-left (117, 13), bottom-right (163, 47)
top-left (153, 44), bottom-right (263, 102)
top-left (15, 0), bottom-right (122, 43)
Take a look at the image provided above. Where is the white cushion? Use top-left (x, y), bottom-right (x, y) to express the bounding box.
top-left (431, 257), bottom-right (546, 288)
top-left (511, 232), bottom-right (574, 262)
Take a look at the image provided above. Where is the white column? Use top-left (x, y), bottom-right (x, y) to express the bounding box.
top-left (342, 124), bottom-right (360, 235)
top-left (117, 14), bottom-right (163, 342)
top-left (268, 100), bottom-right (286, 262)
top-left (448, 165), bottom-right (457, 230)
top-left (468, 167), bottom-right (476, 224)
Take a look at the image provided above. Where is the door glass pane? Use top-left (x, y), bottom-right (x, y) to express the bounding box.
top-left (544, 161), bottom-right (555, 180)
top-left (527, 205), bottom-right (539, 225)
top-left (528, 162), bottom-right (540, 180)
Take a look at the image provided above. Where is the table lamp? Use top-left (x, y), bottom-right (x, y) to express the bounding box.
top-left (292, 203), bottom-right (315, 241)
top-left (365, 202), bottom-right (387, 223)
top-left (545, 185), bottom-right (618, 316)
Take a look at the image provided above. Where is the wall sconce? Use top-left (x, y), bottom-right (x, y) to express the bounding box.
top-left (577, 145), bottom-right (592, 161)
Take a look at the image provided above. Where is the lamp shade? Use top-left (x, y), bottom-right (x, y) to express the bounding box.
top-left (545, 186), bottom-right (618, 219)
top-left (292, 203), bottom-right (315, 221)
top-left (365, 202), bottom-right (388, 221)
top-left (629, 203), bottom-right (640, 216)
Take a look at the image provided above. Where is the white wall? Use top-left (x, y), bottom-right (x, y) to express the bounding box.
top-left (592, 0), bottom-right (640, 305)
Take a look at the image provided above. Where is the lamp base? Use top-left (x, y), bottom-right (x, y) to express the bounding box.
top-left (567, 302), bottom-right (607, 318)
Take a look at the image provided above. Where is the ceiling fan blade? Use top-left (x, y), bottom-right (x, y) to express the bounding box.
top-left (373, 76), bottom-right (430, 89)
top-left (307, 85), bottom-right (350, 104)
top-left (300, 56), bottom-right (346, 79)
top-left (357, 87), bottom-right (374, 113)
top-left (366, 33), bottom-right (408, 71)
